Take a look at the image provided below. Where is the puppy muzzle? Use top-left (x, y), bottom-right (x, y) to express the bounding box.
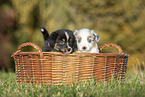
top-left (82, 46), bottom-right (87, 50)
top-left (64, 47), bottom-right (72, 54)
top-left (79, 45), bottom-right (94, 53)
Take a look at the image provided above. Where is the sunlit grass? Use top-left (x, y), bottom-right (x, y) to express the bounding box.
top-left (0, 70), bottom-right (145, 97)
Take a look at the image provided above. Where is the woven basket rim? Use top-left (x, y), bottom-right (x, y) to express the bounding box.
top-left (14, 52), bottom-right (129, 56)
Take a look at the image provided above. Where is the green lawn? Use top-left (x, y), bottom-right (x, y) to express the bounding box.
top-left (0, 71), bottom-right (145, 97)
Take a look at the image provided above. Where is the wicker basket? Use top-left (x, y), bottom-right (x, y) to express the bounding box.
top-left (12, 42), bottom-right (129, 85)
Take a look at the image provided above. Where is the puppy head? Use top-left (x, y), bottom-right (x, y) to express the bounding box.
top-left (50, 29), bottom-right (77, 54)
top-left (74, 28), bottom-right (100, 53)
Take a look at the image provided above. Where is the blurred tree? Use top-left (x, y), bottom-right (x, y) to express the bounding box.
top-left (11, 0), bottom-right (77, 45)
top-left (0, 0), bottom-right (17, 71)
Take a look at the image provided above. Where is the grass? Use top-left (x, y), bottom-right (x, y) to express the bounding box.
top-left (0, 71), bottom-right (145, 97)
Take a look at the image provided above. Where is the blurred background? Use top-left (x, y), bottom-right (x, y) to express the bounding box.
top-left (0, 0), bottom-right (145, 72)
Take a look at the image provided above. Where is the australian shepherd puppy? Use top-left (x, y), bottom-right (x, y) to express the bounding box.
top-left (74, 28), bottom-right (100, 53)
top-left (40, 28), bottom-right (77, 54)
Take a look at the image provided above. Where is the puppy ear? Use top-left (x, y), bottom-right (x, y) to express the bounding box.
top-left (96, 35), bottom-right (100, 42)
top-left (74, 30), bottom-right (78, 36)
top-left (40, 28), bottom-right (49, 41)
top-left (73, 38), bottom-right (78, 52)
top-left (91, 30), bottom-right (100, 42)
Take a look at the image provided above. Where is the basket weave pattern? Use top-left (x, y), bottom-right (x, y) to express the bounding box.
top-left (12, 43), bottom-right (129, 85)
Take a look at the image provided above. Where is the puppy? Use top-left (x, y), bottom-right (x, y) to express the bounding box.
top-left (41, 28), bottom-right (77, 54)
top-left (50, 29), bottom-right (77, 54)
top-left (74, 28), bottom-right (100, 53)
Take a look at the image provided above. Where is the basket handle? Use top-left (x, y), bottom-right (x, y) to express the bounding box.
top-left (99, 43), bottom-right (123, 54)
top-left (12, 42), bottom-right (43, 58)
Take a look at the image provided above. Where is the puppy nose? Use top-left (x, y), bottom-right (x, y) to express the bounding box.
top-left (67, 48), bottom-right (71, 51)
top-left (82, 46), bottom-right (87, 50)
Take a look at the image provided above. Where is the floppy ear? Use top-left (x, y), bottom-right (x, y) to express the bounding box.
top-left (40, 28), bottom-right (49, 41)
top-left (91, 30), bottom-right (100, 42)
top-left (74, 30), bottom-right (78, 36)
top-left (73, 38), bottom-right (78, 52)
top-left (96, 35), bottom-right (100, 42)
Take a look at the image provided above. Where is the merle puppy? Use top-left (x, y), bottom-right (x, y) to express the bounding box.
top-left (40, 28), bottom-right (77, 54)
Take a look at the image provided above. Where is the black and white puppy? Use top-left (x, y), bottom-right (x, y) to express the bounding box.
top-left (41, 28), bottom-right (77, 54)
top-left (50, 29), bottom-right (77, 54)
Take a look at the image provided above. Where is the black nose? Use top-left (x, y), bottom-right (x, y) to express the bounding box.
top-left (67, 48), bottom-right (71, 51)
top-left (82, 46), bottom-right (87, 50)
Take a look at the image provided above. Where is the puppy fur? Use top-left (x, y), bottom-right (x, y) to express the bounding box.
top-left (41, 28), bottom-right (77, 54)
top-left (74, 28), bottom-right (100, 53)
top-left (50, 29), bottom-right (77, 54)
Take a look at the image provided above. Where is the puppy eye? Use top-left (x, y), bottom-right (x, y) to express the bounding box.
top-left (78, 39), bottom-right (81, 43)
top-left (60, 41), bottom-right (65, 45)
top-left (88, 39), bottom-right (92, 43)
